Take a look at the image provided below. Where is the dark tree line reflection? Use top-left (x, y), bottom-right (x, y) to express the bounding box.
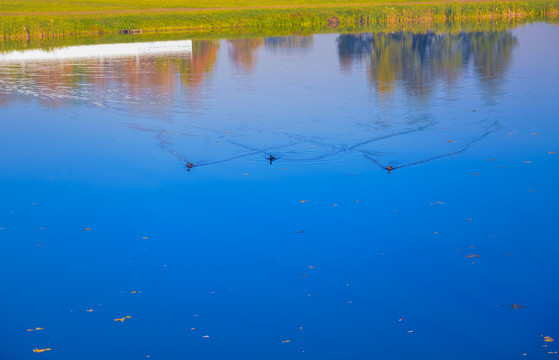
top-left (338, 31), bottom-right (517, 97)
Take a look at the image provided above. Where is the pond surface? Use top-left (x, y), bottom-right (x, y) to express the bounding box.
top-left (0, 23), bottom-right (558, 360)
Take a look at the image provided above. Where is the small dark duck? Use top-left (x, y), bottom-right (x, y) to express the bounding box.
top-left (387, 165), bottom-right (393, 174)
top-left (268, 155), bottom-right (277, 164)
top-left (186, 162), bottom-right (195, 171)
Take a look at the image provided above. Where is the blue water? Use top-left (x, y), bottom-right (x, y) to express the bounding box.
top-left (1, 23), bottom-right (558, 359)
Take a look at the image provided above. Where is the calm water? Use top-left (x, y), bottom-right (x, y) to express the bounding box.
top-left (1, 23), bottom-right (558, 360)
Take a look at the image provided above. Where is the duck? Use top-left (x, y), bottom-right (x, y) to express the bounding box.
top-left (387, 165), bottom-right (393, 174)
top-left (186, 162), bottom-right (195, 171)
top-left (268, 155), bottom-right (277, 164)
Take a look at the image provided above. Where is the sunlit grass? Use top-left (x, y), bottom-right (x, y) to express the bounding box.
top-left (1, 0), bottom-right (558, 39)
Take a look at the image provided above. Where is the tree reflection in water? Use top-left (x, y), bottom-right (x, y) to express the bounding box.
top-left (0, 32), bottom-right (517, 172)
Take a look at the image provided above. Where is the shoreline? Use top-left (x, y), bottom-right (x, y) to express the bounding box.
top-left (1, 0), bottom-right (558, 41)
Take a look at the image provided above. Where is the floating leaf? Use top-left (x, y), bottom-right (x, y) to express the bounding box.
top-left (544, 336), bottom-right (554, 343)
top-left (27, 327), bottom-right (44, 332)
top-left (33, 348), bottom-right (51, 353)
top-left (113, 316), bottom-right (131, 322)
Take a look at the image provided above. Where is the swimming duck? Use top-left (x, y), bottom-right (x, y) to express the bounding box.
top-left (268, 155), bottom-right (277, 164)
top-left (387, 165), bottom-right (393, 174)
top-left (186, 162), bottom-right (195, 171)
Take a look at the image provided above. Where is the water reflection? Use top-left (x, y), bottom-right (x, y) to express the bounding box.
top-left (0, 40), bottom-right (219, 110)
top-left (264, 36), bottom-right (314, 52)
top-left (338, 31), bottom-right (517, 98)
top-left (227, 39), bottom-right (264, 72)
top-left (0, 31), bottom-right (519, 172)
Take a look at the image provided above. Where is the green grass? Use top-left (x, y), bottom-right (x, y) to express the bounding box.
top-left (0, 0), bottom-right (462, 13)
top-left (1, 0), bottom-right (558, 40)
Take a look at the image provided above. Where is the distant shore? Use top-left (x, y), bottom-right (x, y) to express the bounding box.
top-left (1, 0), bottom-right (558, 40)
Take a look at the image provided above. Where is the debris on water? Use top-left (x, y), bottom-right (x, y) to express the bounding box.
top-left (472, 173), bottom-right (480, 175)
top-left (202, 335), bottom-right (210, 338)
top-left (282, 340), bottom-right (291, 343)
top-left (33, 348), bottom-right (51, 353)
top-left (487, 159), bottom-right (496, 161)
top-left (86, 309), bottom-right (93, 312)
top-left (300, 200), bottom-right (309, 203)
top-left (548, 151), bottom-right (556, 154)
top-left (466, 254), bottom-right (480, 258)
top-left (398, 317), bottom-right (406, 322)
top-left (512, 304), bottom-right (526, 310)
top-left (296, 230), bottom-right (304, 233)
top-left (523, 161), bottom-right (532, 164)
top-left (83, 228), bottom-right (92, 231)
top-left (544, 336), bottom-right (554, 342)
top-left (113, 316), bottom-right (131, 322)
top-left (27, 327), bottom-right (44, 332)
top-left (301, 274), bottom-right (308, 276)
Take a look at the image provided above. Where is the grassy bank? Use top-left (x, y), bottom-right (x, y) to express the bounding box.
top-left (1, 16), bottom-right (555, 53)
top-left (1, 0), bottom-right (558, 40)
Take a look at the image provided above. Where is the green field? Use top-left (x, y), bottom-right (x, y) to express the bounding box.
top-left (0, 0), bottom-right (481, 13)
top-left (1, 0), bottom-right (558, 40)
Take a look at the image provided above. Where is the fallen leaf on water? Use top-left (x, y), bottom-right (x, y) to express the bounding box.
top-left (523, 161), bottom-right (532, 164)
top-left (202, 335), bottom-right (210, 338)
top-left (308, 265), bottom-right (314, 269)
top-left (33, 348), bottom-right (51, 353)
top-left (446, 140), bottom-right (453, 143)
top-left (549, 151), bottom-right (556, 154)
top-left (86, 309), bottom-right (93, 312)
top-left (466, 254), bottom-right (480, 258)
top-left (531, 133), bottom-right (538, 135)
top-left (300, 200), bottom-right (309, 203)
top-left (282, 340), bottom-right (291, 343)
top-left (301, 274), bottom-right (308, 276)
top-left (544, 336), bottom-right (554, 342)
top-left (296, 231), bottom-right (304, 233)
top-left (511, 304), bottom-right (526, 310)
top-left (113, 316), bottom-right (131, 322)
top-left (83, 228), bottom-right (92, 231)
top-left (487, 159), bottom-right (496, 161)
top-left (472, 173), bottom-right (480, 176)
top-left (332, 204), bottom-right (338, 207)
top-left (131, 291), bottom-right (137, 294)
top-left (27, 327), bottom-right (44, 332)
top-left (142, 237), bottom-right (148, 239)
top-left (243, 173), bottom-right (248, 176)
top-left (467, 219), bottom-right (473, 221)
